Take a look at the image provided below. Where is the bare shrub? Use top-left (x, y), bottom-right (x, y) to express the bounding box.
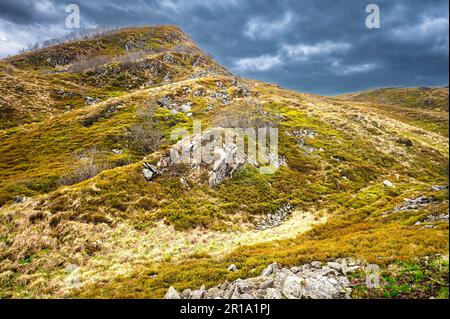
top-left (17, 26), bottom-right (119, 54)
top-left (124, 98), bottom-right (163, 155)
top-left (124, 124), bottom-right (163, 155)
top-left (212, 99), bottom-right (279, 129)
top-left (59, 147), bottom-right (111, 186)
top-left (68, 50), bottom-right (153, 73)
top-left (136, 97), bottom-right (159, 120)
top-left (68, 55), bottom-right (112, 73)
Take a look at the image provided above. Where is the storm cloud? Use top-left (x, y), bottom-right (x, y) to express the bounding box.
top-left (0, 0), bottom-right (448, 95)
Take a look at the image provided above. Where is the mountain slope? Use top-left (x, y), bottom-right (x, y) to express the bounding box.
top-left (0, 26), bottom-right (448, 299)
top-left (336, 87), bottom-right (449, 137)
top-left (337, 86), bottom-right (449, 111)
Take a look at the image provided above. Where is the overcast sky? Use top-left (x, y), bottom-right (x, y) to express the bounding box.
top-left (0, 0), bottom-right (448, 95)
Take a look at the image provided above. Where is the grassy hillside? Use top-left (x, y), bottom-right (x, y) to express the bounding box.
top-left (337, 87), bottom-right (449, 111)
top-left (0, 26), bottom-right (448, 299)
top-left (336, 87), bottom-right (449, 137)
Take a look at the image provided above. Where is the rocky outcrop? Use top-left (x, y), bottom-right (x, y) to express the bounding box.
top-left (393, 196), bottom-right (434, 212)
top-left (287, 129), bottom-right (321, 154)
top-left (164, 259), bottom-right (360, 299)
top-left (210, 91), bottom-right (230, 105)
top-left (415, 213), bottom-right (449, 228)
top-left (432, 185), bottom-right (449, 191)
top-left (157, 128), bottom-right (247, 187)
top-left (256, 204), bottom-right (294, 231)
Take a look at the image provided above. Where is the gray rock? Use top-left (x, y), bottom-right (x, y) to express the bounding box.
top-left (431, 185), bottom-right (449, 191)
top-left (191, 289), bottom-right (206, 299)
top-left (282, 275), bottom-right (305, 299)
top-left (327, 262), bottom-right (342, 272)
top-left (301, 275), bottom-right (350, 299)
top-left (112, 149), bottom-right (123, 155)
top-left (383, 180), bottom-right (394, 188)
top-left (14, 196), bottom-right (27, 204)
top-left (259, 279), bottom-right (274, 289)
top-left (205, 287), bottom-right (223, 299)
top-left (85, 96), bottom-right (100, 105)
top-left (164, 286), bottom-right (182, 299)
top-left (264, 288), bottom-right (283, 299)
top-left (261, 263), bottom-right (281, 277)
top-left (290, 267), bottom-right (302, 274)
top-left (257, 204), bottom-right (294, 230)
top-left (158, 95), bottom-right (173, 108)
top-left (227, 264), bottom-right (238, 272)
top-left (424, 214), bottom-right (449, 223)
top-left (273, 269), bottom-right (294, 288)
top-left (182, 289), bottom-right (192, 298)
top-left (311, 261), bottom-right (322, 269)
top-left (394, 196), bottom-right (433, 212)
top-left (220, 281), bottom-right (230, 290)
top-left (193, 89), bottom-right (204, 97)
top-left (142, 163), bottom-right (161, 182)
top-left (234, 279), bottom-right (254, 293)
top-left (181, 102), bottom-right (192, 113)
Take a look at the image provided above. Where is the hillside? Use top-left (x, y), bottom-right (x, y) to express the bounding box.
top-left (337, 87), bottom-right (449, 111)
top-left (0, 26), bottom-right (448, 299)
top-left (336, 87), bottom-right (449, 137)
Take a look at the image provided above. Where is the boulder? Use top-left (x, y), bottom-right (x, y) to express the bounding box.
top-left (261, 263), bottom-right (281, 277)
top-left (282, 275), bottom-right (305, 299)
top-left (327, 262), bottom-right (342, 272)
top-left (301, 275), bottom-right (350, 299)
top-left (190, 289), bottom-right (206, 299)
top-left (227, 264), bottom-right (238, 272)
top-left (264, 288), bottom-right (283, 299)
top-left (383, 180), bottom-right (394, 188)
top-left (142, 163), bottom-right (161, 181)
top-left (164, 286), bottom-right (182, 299)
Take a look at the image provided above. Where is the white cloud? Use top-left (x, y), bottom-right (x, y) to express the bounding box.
top-left (0, 19), bottom-right (68, 58)
top-left (234, 40), bottom-right (353, 73)
top-left (392, 16), bottom-right (449, 53)
top-left (332, 60), bottom-right (378, 75)
top-left (244, 11), bottom-right (296, 40)
top-left (393, 16), bottom-right (449, 39)
top-left (234, 54), bottom-right (283, 72)
top-left (34, 0), bottom-right (57, 16)
top-left (282, 41), bottom-right (351, 61)
top-left (158, 0), bottom-right (239, 13)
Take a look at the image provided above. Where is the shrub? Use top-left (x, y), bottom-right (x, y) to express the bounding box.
top-left (124, 98), bottom-right (163, 155)
top-left (59, 147), bottom-right (111, 186)
top-left (212, 100), bottom-right (279, 129)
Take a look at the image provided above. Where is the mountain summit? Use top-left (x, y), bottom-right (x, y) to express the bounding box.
top-left (0, 26), bottom-right (448, 299)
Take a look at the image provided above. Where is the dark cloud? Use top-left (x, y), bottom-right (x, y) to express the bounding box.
top-left (0, 0), bottom-right (448, 95)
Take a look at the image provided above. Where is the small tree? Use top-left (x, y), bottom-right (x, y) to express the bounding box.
top-left (59, 147), bottom-right (111, 186)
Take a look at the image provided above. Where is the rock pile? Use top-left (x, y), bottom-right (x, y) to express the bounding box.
top-left (256, 204), bottom-right (294, 231)
top-left (85, 96), bottom-right (100, 105)
top-left (156, 128), bottom-right (247, 187)
top-left (393, 196), bottom-right (434, 212)
top-left (414, 213), bottom-right (449, 227)
top-left (158, 94), bottom-right (194, 115)
top-left (423, 214), bottom-right (449, 223)
top-left (210, 91), bottom-right (230, 105)
top-left (287, 129), bottom-right (320, 154)
top-left (165, 259), bottom-right (361, 299)
top-left (432, 185), bottom-right (449, 191)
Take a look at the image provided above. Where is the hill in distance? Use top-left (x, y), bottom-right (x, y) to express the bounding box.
top-left (0, 26), bottom-right (448, 299)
